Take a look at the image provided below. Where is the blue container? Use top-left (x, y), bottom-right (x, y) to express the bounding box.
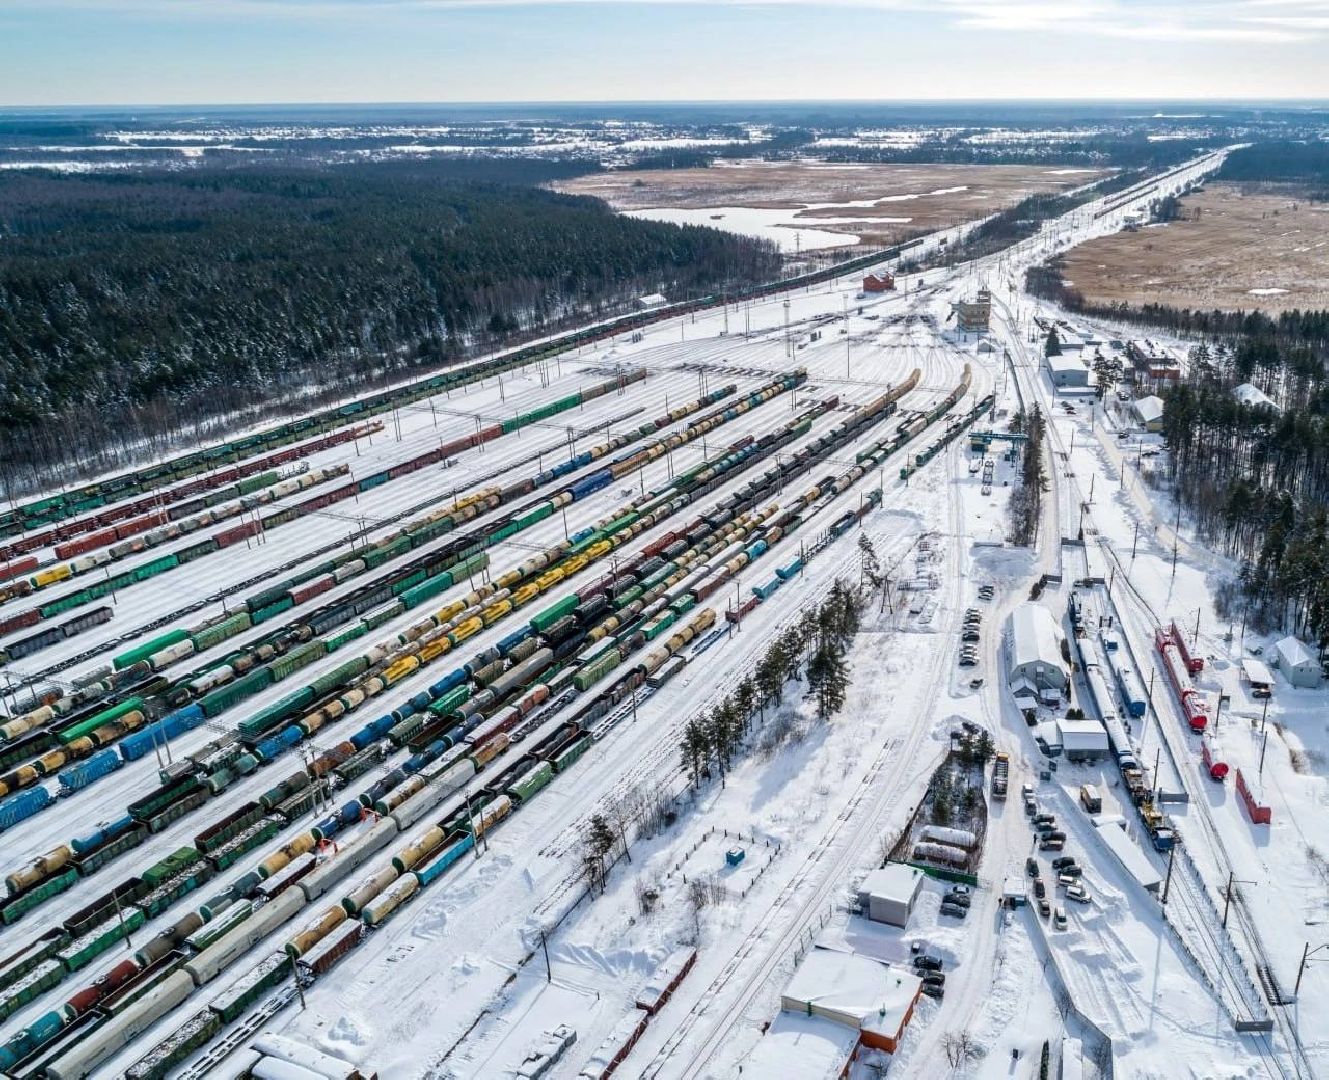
top-left (254, 736), bottom-right (283, 762)
top-left (337, 799), bottom-right (362, 825)
top-left (0, 786), bottom-right (53, 830)
top-left (277, 725), bottom-right (303, 748)
top-left (366, 713), bottom-right (397, 740)
top-left (58, 748), bottom-right (122, 792)
top-left (496, 627), bottom-right (534, 656)
top-left (392, 702), bottom-right (417, 723)
top-left (348, 726), bottom-right (376, 752)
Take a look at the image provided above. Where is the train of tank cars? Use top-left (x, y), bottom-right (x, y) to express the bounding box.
top-left (0, 329), bottom-right (979, 1080)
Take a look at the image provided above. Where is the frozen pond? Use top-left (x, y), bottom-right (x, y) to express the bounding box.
top-left (624, 205), bottom-right (864, 251)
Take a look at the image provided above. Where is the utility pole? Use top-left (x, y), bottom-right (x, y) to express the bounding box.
top-left (1161, 842), bottom-right (1175, 904)
top-left (541, 929), bottom-right (552, 983)
top-left (1294, 942), bottom-right (1328, 997)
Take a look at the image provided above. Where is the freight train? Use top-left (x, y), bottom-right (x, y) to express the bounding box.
top-left (1156, 625), bottom-right (1207, 731)
top-left (0, 235), bottom-right (925, 542)
top-left (0, 372), bottom-right (647, 646)
top-left (0, 359), bottom-right (962, 1073)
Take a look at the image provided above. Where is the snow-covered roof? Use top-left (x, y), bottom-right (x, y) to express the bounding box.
top-left (1094, 820), bottom-right (1163, 892)
top-left (742, 1012), bottom-right (858, 1080)
top-left (1132, 396), bottom-right (1165, 424)
top-left (1046, 354), bottom-right (1088, 373)
top-left (781, 949), bottom-right (921, 1041)
top-left (1275, 636), bottom-right (1316, 670)
top-left (859, 863), bottom-right (924, 905)
top-left (637, 292), bottom-right (668, 307)
top-left (1233, 383), bottom-right (1277, 410)
top-left (1241, 658), bottom-right (1274, 686)
top-left (1056, 718), bottom-right (1109, 751)
top-left (1010, 603), bottom-right (1065, 673)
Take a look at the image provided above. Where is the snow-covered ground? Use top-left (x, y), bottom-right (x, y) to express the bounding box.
top-left (7, 148), bottom-right (1307, 1080)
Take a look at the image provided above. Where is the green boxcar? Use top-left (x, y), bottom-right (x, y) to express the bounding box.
top-left (643, 613), bottom-right (677, 641)
top-left (427, 684), bottom-right (472, 718)
top-left (0, 869), bottom-right (79, 926)
top-left (199, 667), bottom-right (274, 718)
top-left (325, 622), bottom-right (371, 650)
top-left (310, 657), bottom-right (371, 698)
top-left (262, 508), bottom-right (297, 529)
top-left (364, 536), bottom-right (411, 571)
top-left (614, 584), bottom-right (644, 609)
top-left (114, 631), bottom-right (189, 671)
top-left (0, 959), bottom-right (65, 1021)
top-left (140, 868), bottom-right (213, 918)
top-left (56, 695), bottom-right (146, 744)
top-left (505, 761), bottom-right (555, 803)
top-left (125, 1007), bottom-right (224, 1080)
top-left (551, 736), bottom-right (592, 773)
top-left (531, 595), bottom-right (579, 633)
top-left (176, 539), bottom-right (217, 564)
top-left (400, 570), bottom-right (454, 610)
top-left (132, 553), bottom-right (180, 583)
top-left (390, 569), bottom-right (428, 597)
top-left (59, 907), bottom-right (146, 972)
top-left (209, 821), bottom-right (280, 872)
top-left (269, 641), bottom-right (327, 683)
top-left (603, 513), bottom-right (639, 537)
top-left (73, 828), bottom-right (147, 876)
top-left (514, 504), bottom-right (554, 531)
top-left (573, 648), bottom-right (622, 692)
top-left (144, 846), bottom-right (202, 887)
top-left (211, 951), bottom-right (289, 1023)
top-left (361, 601), bottom-right (405, 631)
top-left (238, 687), bottom-right (315, 740)
top-left (252, 595), bottom-right (295, 625)
top-left (669, 594), bottom-right (696, 616)
top-left (147, 790), bottom-right (210, 833)
top-left (191, 611), bottom-right (253, 653)
top-left (236, 470), bottom-right (280, 496)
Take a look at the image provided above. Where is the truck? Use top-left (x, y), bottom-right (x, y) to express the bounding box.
top-left (1079, 784), bottom-right (1102, 814)
top-left (990, 752), bottom-right (1009, 799)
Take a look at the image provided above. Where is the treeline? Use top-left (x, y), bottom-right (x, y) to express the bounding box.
top-left (679, 580), bottom-right (862, 787)
top-left (909, 172), bottom-right (1140, 271)
top-left (1010, 407), bottom-right (1048, 546)
top-left (0, 162), bottom-right (779, 484)
top-left (1026, 257), bottom-right (1329, 644)
top-left (1217, 141), bottom-right (1329, 193)
top-left (822, 133), bottom-right (1226, 170)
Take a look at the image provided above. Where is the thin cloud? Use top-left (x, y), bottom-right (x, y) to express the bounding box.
top-left (6, 0), bottom-right (1328, 40)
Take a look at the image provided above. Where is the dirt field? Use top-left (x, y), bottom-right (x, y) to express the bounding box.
top-left (1059, 183), bottom-right (1329, 314)
top-left (553, 162), bottom-right (1106, 247)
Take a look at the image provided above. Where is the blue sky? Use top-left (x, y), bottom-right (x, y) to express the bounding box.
top-left (2, 0), bottom-right (1328, 105)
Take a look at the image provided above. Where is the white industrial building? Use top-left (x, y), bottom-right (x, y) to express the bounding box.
top-left (779, 949), bottom-right (922, 1054)
top-left (856, 864), bottom-right (924, 928)
top-left (1274, 636), bottom-right (1321, 688)
top-left (1056, 717), bottom-right (1110, 761)
top-left (1131, 395), bottom-right (1165, 433)
top-left (1008, 603), bottom-right (1068, 695)
top-left (1045, 353), bottom-right (1090, 390)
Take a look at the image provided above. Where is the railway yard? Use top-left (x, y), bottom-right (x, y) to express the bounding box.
top-left (1, 146), bottom-right (1326, 1080)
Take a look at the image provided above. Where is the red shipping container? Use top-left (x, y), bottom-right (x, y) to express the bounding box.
top-left (0, 609), bottom-right (41, 636)
top-left (0, 555), bottom-right (39, 582)
top-left (290, 576), bottom-right (335, 606)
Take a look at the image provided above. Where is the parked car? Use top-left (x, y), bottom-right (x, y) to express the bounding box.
top-left (958, 653), bottom-right (978, 668)
top-left (950, 884), bottom-right (970, 895)
top-left (1026, 857), bottom-right (1039, 878)
top-left (1057, 873), bottom-right (1079, 889)
top-left (1024, 797), bottom-right (1037, 816)
top-left (913, 955), bottom-right (943, 971)
top-left (961, 630), bottom-right (981, 643)
top-left (1038, 897), bottom-right (1052, 917)
top-left (1054, 907), bottom-right (1068, 929)
top-left (969, 677), bottom-right (985, 689)
top-left (1039, 837), bottom-right (1065, 851)
top-left (922, 972), bottom-right (946, 987)
top-left (1058, 865), bottom-right (1082, 880)
top-left (1033, 814), bottom-right (1055, 827)
top-left (921, 983), bottom-right (945, 1000)
top-left (1020, 784), bottom-right (1034, 799)
top-left (978, 585), bottom-right (995, 600)
top-left (945, 892), bottom-right (972, 909)
top-left (940, 902), bottom-right (967, 919)
top-left (1034, 879), bottom-right (1046, 899)
top-left (1051, 856), bottom-right (1076, 870)
top-left (1067, 884), bottom-right (1092, 904)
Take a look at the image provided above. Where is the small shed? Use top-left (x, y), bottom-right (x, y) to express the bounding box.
top-left (1131, 396), bottom-right (1165, 433)
top-left (863, 272), bottom-right (895, 293)
top-left (1241, 657), bottom-right (1274, 699)
top-left (856, 863), bottom-right (924, 928)
top-left (635, 292), bottom-right (668, 310)
top-left (1056, 718), bottom-right (1109, 761)
top-left (1274, 636), bottom-right (1321, 689)
top-left (1234, 383), bottom-right (1279, 411)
